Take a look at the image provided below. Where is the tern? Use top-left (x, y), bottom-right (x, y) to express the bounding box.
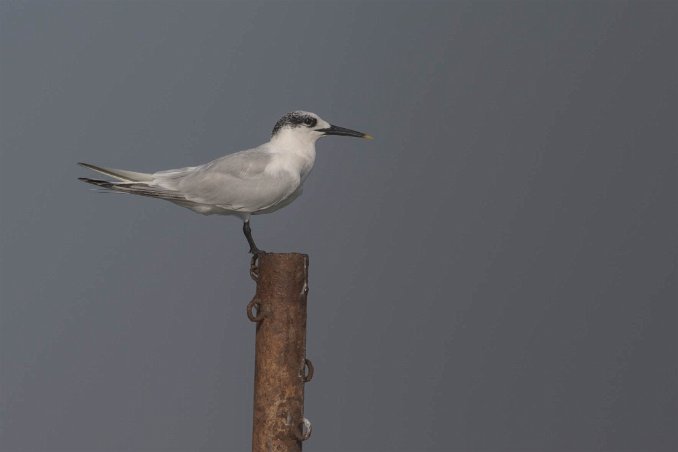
top-left (78, 111), bottom-right (372, 254)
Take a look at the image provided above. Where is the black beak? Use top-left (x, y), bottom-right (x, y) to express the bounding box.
top-left (317, 124), bottom-right (373, 140)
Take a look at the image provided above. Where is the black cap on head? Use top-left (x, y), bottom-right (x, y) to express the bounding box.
top-left (272, 111), bottom-right (317, 136)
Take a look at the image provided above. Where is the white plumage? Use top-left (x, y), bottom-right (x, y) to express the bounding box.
top-left (79, 111), bottom-right (372, 253)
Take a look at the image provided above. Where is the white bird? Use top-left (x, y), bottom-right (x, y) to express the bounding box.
top-left (79, 111), bottom-right (372, 254)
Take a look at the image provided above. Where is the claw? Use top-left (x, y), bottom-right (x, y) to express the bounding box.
top-left (250, 252), bottom-right (262, 281)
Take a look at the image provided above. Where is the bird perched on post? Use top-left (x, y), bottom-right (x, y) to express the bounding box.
top-left (79, 111), bottom-right (372, 254)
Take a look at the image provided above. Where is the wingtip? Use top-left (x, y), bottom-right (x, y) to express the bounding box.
top-left (78, 176), bottom-right (102, 184)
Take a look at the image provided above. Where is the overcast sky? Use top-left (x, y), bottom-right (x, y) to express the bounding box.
top-left (1, 1), bottom-right (676, 451)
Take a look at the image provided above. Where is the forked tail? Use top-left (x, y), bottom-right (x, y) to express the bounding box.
top-left (78, 163), bottom-right (186, 202)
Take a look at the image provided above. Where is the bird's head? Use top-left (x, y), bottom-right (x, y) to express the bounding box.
top-left (271, 111), bottom-right (373, 144)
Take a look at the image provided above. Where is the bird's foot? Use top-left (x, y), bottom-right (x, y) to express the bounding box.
top-left (249, 246), bottom-right (265, 256)
top-left (249, 248), bottom-right (265, 282)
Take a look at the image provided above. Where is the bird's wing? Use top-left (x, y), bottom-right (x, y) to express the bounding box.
top-left (154, 147), bottom-right (298, 212)
top-left (78, 177), bottom-right (189, 202)
top-left (78, 162), bottom-right (154, 182)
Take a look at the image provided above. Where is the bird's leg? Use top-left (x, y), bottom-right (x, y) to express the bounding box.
top-left (243, 220), bottom-right (264, 255)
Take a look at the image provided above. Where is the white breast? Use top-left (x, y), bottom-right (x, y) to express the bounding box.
top-left (265, 141), bottom-right (317, 183)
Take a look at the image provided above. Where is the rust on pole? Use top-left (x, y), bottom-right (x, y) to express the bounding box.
top-left (247, 253), bottom-right (313, 452)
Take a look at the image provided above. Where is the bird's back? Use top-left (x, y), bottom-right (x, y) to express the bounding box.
top-left (153, 145), bottom-right (301, 214)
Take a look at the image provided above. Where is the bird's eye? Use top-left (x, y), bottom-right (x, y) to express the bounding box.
top-left (303, 117), bottom-right (316, 127)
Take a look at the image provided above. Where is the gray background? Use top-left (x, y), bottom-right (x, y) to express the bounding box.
top-left (1, 1), bottom-right (676, 451)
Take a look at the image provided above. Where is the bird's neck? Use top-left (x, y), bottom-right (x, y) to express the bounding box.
top-left (270, 128), bottom-right (318, 149)
top-left (269, 131), bottom-right (317, 158)
top-left (268, 132), bottom-right (318, 180)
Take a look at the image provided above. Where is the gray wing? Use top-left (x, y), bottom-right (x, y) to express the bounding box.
top-left (153, 147), bottom-right (299, 212)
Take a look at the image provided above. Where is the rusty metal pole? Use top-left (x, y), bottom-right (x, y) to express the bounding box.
top-left (247, 253), bottom-right (313, 452)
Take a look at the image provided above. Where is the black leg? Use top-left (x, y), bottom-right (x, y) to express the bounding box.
top-left (243, 220), bottom-right (263, 254)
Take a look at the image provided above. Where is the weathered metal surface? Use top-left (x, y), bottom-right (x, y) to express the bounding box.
top-left (249, 253), bottom-right (311, 452)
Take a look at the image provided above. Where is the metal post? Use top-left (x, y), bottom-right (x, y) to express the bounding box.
top-left (247, 253), bottom-right (313, 452)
